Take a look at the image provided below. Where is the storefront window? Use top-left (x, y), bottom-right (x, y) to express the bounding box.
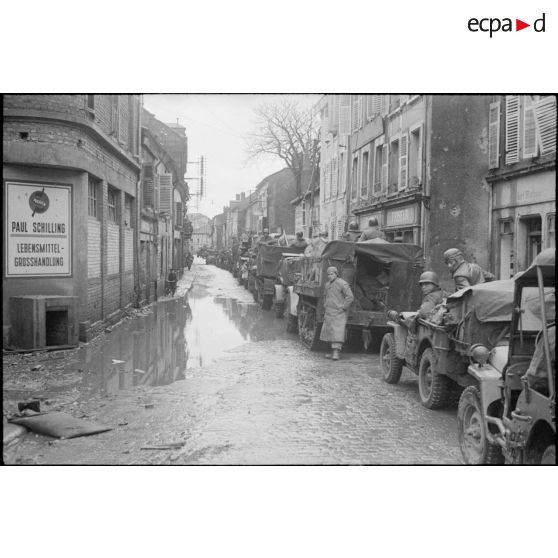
top-left (547, 214), bottom-right (555, 248)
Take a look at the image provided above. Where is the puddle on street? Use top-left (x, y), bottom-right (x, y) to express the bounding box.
top-left (74, 285), bottom-right (292, 396)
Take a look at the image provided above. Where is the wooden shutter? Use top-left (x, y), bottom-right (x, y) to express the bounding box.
top-left (534, 95), bottom-right (557, 155)
top-left (352, 95), bottom-right (359, 132)
top-left (522, 96), bottom-right (538, 159)
top-left (399, 133), bottom-right (408, 190)
top-left (505, 95), bottom-right (520, 165)
top-left (380, 95), bottom-right (387, 115)
top-left (143, 164), bottom-right (154, 208)
top-left (381, 144), bottom-right (389, 192)
top-left (339, 95), bottom-right (351, 136)
top-left (328, 96), bottom-right (339, 133)
top-left (488, 101), bottom-right (501, 169)
top-left (332, 156), bottom-right (338, 197)
top-left (367, 94), bottom-right (381, 119)
top-left (358, 95), bottom-right (363, 129)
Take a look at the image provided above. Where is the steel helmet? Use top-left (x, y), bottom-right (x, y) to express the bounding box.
top-left (348, 221), bottom-right (359, 231)
top-left (368, 217), bottom-right (379, 227)
top-left (418, 271), bottom-right (440, 286)
top-left (443, 248), bottom-right (462, 262)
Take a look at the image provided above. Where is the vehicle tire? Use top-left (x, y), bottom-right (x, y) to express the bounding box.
top-left (457, 385), bottom-right (504, 464)
top-left (274, 301), bottom-right (285, 319)
top-left (297, 302), bottom-right (322, 351)
top-left (418, 348), bottom-right (451, 409)
top-left (541, 445), bottom-right (556, 465)
top-left (380, 333), bottom-right (404, 384)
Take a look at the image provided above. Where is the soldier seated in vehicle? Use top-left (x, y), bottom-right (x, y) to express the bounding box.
top-left (443, 248), bottom-right (494, 292)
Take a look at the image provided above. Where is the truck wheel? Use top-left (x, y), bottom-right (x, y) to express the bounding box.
top-left (541, 445), bottom-right (556, 465)
top-left (418, 348), bottom-right (450, 409)
top-left (457, 386), bottom-right (504, 464)
top-left (380, 333), bottom-right (404, 384)
top-left (298, 302), bottom-right (322, 351)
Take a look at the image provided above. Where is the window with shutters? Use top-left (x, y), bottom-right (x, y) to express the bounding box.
top-left (381, 144), bottom-right (389, 193)
top-left (373, 142), bottom-right (383, 194)
top-left (111, 95), bottom-right (119, 136)
top-left (351, 95), bottom-right (362, 133)
top-left (88, 176), bottom-right (99, 218)
top-left (388, 138), bottom-right (400, 194)
top-left (505, 95), bottom-right (520, 165)
top-left (142, 164), bottom-right (154, 208)
top-left (534, 95), bottom-right (557, 155)
top-left (124, 195), bottom-right (132, 228)
top-left (409, 125), bottom-right (423, 187)
top-left (331, 157), bottom-right (338, 198)
top-left (351, 155), bottom-right (359, 200)
top-left (339, 95), bottom-right (351, 136)
top-left (367, 95), bottom-right (382, 120)
top-left (159, 173), bottom-right (173, 214)
top-left (399, 134), bottom-right (408, 191)
top-left (389, 95), bottom-right (401, 113)
top-left (361, 149), bottom-right (370, 198)
top-left (522, 96), bottom-right (537, 159)
top-left (488, 101), bottom-right (501, 169)
top-left (107, 187), bottom-right (119, 223)
top-left (328, 96), bottom-right (339, 134)
top-left (547, 214), bottom-right (555, 249)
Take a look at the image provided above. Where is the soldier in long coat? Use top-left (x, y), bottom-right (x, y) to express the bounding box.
top-left (320, 266), bottom-right (354, 361)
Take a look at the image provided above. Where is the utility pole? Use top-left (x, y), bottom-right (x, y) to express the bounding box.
top-left (185, 156), bottom-right (206, 212)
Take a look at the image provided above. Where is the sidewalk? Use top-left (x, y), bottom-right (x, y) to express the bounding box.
top-left (3, 267), bottom-right (198, 449)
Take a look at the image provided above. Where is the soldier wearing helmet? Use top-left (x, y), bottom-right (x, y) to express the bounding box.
top-left (358, 217), bottom-right (385, 242)
top-left (443, 248), bottom-right (494, 292)
top-left (342, 221), bottom-right (362, 242)
top-left (417, 271), bottom-right (446, 320)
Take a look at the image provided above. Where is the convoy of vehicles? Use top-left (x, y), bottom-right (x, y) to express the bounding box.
top-left (293, 240), bottom-right (423, 351)
top-left (199, 235), bottom-right (555, 465)
top-left (381, 280), bottom-right (515, 410)
top-left (457, 248), bottom-right (555, 464)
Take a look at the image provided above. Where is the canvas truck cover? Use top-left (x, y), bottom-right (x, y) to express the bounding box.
top-left (446, 279), bottom-right (515, 323)
top-left (321, 240), bottom-right (424, 265)
top-left (515, 248), bottom-right (555, 282)
top-left (256, 244), bottom-right (306, 277)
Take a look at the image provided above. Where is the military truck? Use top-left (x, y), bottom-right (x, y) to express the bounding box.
top-left (254, 244), bottom-right (306, 310)
top-left (272, 253), bottom-right (305, 321)
top-left (381, 280), bottom-right (515, 412)
top-left (457, 248), bottom-right (555, 464)
top-left (293, 240), bottom-right (423, 351)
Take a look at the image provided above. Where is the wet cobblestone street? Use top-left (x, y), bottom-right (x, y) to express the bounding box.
top-left (4, 261), bottom-right (462, 464)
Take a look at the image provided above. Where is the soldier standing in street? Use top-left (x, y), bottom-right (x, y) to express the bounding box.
top-left (443, 248), bottom-right (494, 291)
top-left (320, 266), bottom-right (354, 361)
top-left (358, 217), bottom-right (385, 242)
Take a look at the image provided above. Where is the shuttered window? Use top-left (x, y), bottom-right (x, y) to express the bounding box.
top-left (331, 156), bottom-right (338, 198)
top-left (339, 95), bottom-right (351, 136)
top-left (328, 96), bottom-right (339, 134)
top-left (399, 133), bottom-right (408, 190)
top-left (159, 173), bottom-right (173, 214)
top-left (522, 96), bottom-right (538, 159)
top-left (488, 101), bottom-right (501, 169)
top-left (381, 144), bottom-right (389, 193)
top-left (505, 95), bottom-right (520, 165)
top-left (367, 95), bottom-right (382, 120)
top-left (143, 164), bottom-right (154, 208)
top-left (361, 150), bottom-right (369, 198)
top-left (351, 95), bottom-right (362, 132)
top-left (534, 95), bottom-right (557, 155)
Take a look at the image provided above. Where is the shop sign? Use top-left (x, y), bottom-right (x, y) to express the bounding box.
top-left (5, 181), bottom-right (72, 277)
top-left (386, 206), bottom-right (416, 227)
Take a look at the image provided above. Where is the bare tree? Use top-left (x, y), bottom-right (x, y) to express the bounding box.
top-left (246, 98), bottom-right (320, 196)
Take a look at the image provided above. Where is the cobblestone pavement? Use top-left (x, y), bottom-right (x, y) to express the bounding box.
top-left (4, 262), bottom-right (462, 464)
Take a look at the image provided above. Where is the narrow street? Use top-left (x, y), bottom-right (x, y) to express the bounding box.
top-left (4, 260), bottom-right (461, 465)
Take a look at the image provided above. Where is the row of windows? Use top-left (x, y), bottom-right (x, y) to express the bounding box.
top-left (489, 95), bottom-right (556, 169)
top-left (322, 124), bottom-right (423, 202)
top-left (88, 176), bottom-right (133, 226)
